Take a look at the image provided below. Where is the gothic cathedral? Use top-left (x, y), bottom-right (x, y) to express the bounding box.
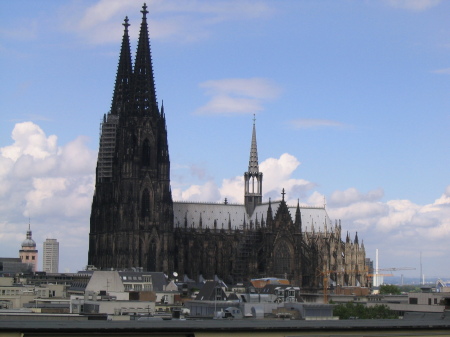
top-left (88, 5), bottom-right (367, 289)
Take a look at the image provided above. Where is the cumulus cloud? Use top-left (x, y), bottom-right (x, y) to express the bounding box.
top-left (329, 187), bottom-right (384, 207)
top-left (0, 122), bottom-right (96, 272)
top-left (173, 153), bottom-right (315, 204)
top-left (326, 184), bottom-right (450, 275)
top-left (172, 180), bottom-right (221, 202)
top-left (384, 0), bottom-right (441, 11)
top-left (195, 78), bottom-right (281, 115)
top-left (61, 0), bottom-right (273, 44)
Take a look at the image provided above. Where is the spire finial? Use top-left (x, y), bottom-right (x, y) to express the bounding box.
top-left (253, 113), bottom-right (256, 125)
top-left (281, 188), bottom-right (285, 201)
top-left (141, 3), bottom-right (148, 18)
top-left (123, 16), bottom-right (130, 32)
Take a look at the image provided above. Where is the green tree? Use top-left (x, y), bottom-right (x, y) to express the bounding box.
top-left (399, 285), bottom-right (421, 293)
top-left (379, 284), bottom-right (401, 295)
top-left (333, 302), bottom-right (366, 319)
top-left (333, 302), bottom-right (397, 319)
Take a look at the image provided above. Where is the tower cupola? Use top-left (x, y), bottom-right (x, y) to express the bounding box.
top-left (19, 222), bottom-right (38, 272)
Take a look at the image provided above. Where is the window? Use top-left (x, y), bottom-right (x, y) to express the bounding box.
top-left (409, 297), bottom-right (418, 304)
top-left (142, 139), bottom-right (151, 166)
top-left (32, 256), bottom-right (35, 260)
top-left (273, 242), bottom-right (292, 277)
top-left (141, 189), bottom-right (150, 218)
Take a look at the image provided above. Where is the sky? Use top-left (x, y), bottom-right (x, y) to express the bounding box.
top-left (1, 0), bottom-right (449, 281)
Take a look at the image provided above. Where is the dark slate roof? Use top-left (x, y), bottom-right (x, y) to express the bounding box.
top-left (68, 281), bottom-right (88, 292)
top-left (195, 281), bottom-right (227, 301)
top-left (0, 258), bottom-right (22, 263)
top-left (2, 317), bottom-right (450, 333)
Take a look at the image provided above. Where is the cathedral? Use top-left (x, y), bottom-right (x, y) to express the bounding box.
top-left (88, 4), bottom-right (367, 289)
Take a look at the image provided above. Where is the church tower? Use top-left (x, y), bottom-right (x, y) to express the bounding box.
top-left (88, 4), bottom-right (173, 272)
top-left (244, 117), bottom-right (263, 216)
top-left (19, 222), bottom-right (38, 272)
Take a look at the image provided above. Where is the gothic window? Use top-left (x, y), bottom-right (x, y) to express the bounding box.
top-left (148, 239), bottom-right (156, 271)
top-left (258, 248), bottom-right (265, 273)
top-left (273, 242), bottom-right (291, 277)
top-left (142, 139), bottom-right (151, 166)
top-left (141, 188), bottom-right (150, 219)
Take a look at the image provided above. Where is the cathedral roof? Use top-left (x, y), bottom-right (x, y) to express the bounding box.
top-left (173, 200), bottom-right (331, 232)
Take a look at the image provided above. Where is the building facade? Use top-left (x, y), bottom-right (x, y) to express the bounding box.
top-left (19, 224), bottom-right (38, 272)
top-left (88, 5), bottom-right (366, 289)
top-left (43, 238), bottom-right (59, 273)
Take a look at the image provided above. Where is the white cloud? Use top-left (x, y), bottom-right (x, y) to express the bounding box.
top-left (0, 122), bottom-right (96, 272)
top-left (329, 187), bottom-right (384, 207)
top-left (61, 0), bottom-right (273, 44)
top-left (174, 153), bottom-right (315, 204)
top-left (384, 0), bottom-right (441, 11)
top-left (326, 184), bottom-right (450, 275)
top-left (172, 180), bottom-right (221, 202)
top-left (195, 78), bottom-right (281, 115)
top-left (1, 122), bottom-right (58, 161)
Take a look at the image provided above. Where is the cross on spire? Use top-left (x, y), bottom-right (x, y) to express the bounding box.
top-left (141, 3), bottom-right (148, 17)
top-left (281, 188), bottom-right (285, 201)
top-left (123, 16), bottom-right (130, 31)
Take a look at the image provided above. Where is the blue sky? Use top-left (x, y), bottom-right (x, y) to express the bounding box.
top-left (1, 0), bottom-right (449, 280)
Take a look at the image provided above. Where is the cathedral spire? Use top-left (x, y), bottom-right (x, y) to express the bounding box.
top-left (111, 16), bottom-right (133, 115)
top-left (244, 116), bottom-right (263, 216)
top-left (294, 199), bottom-right (302, 233)
top-left (133, 3), bottom-right (158, 116)
top-left (248, 114), bottom-right (259, 174)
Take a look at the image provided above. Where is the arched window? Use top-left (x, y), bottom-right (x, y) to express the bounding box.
top-left (142, 139), bottom-right (151, 166)
top-left (274, 242), bottom-right (291, 277)
top-left (141, 188), bottom-right (150, 219)
top-left (148, 239), bottom-right (156, 271)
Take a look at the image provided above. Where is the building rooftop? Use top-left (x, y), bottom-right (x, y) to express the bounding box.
top-left (1, 317), bottom-right (450, 334)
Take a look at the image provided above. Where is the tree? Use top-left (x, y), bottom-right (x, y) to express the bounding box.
top-left (333, 302), bottom-right (397, 319)
top-left (379, 284), bottom-right (401, 295)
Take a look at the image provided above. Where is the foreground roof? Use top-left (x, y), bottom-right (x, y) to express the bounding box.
top-left (1, 318), bottom-right (450, 334)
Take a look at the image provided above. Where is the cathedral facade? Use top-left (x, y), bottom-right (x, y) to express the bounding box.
top-left (88, 5), bottom-right (367, 289)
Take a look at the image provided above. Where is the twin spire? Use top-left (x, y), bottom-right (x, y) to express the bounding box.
top-left (111, 3), bottom-right (159, 117)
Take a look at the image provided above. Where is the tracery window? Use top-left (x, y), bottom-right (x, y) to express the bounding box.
top-left (148, 239), bottom-right (156, 271)
top-left (141, 188), bottom-right (150, 219)
top-left (274, 242), bottom-right (291, 277)
top-left (142, 139), bottom-right (151, 166)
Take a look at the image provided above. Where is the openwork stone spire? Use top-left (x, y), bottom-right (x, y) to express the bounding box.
top-left (244, 116), bottom-right (263, 216)
top-left (133, 3), bottom-right (158, 116)
top-left (248, 114), bottom-right (259, 174)
top-left (111, 16), bottom-right (132, 115)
